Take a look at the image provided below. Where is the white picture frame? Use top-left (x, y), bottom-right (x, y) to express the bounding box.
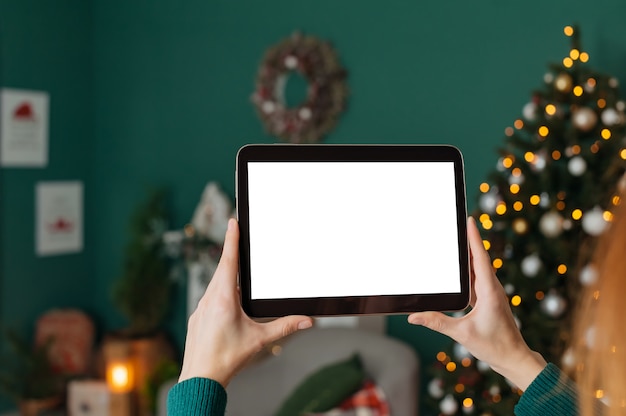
top-left (1, 88), bottom-right (49, 167)
top-left (36, 181), bottom-right (84, 256)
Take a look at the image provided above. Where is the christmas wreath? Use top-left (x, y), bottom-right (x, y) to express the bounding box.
top-left (251, 33), bottom-right (348, 143)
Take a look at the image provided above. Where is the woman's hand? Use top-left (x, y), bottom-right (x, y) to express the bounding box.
top-left (408, 217), bottom-right (547, 391)
top-left (178, 219), bottom-right (314, 387)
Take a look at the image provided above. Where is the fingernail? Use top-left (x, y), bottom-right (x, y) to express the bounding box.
top-left (408, 316), bottom-right (423, 325)
top-left (298, 320), bottom-right (313, 330)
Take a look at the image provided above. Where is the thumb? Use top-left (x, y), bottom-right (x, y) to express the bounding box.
top-left (260, 316), bottom-right (314, 345)
top-left (408, 311), bottom-right (460, 340)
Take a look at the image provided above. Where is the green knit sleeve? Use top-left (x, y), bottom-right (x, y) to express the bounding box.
top-left (167, 377), bottom-right (228, 416)
top-left (514, 363), bottom-right (578, 416)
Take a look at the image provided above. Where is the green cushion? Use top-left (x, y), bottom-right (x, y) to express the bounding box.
top-left (274, 353), bottom-right (365, 416)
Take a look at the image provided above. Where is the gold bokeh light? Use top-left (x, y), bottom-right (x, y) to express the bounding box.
top-left (524, 152), bottom-right (535, 162)
top-left (530, 195), bottom-right (540, 205)
top-left (573, 86), bottom-right (583, 96)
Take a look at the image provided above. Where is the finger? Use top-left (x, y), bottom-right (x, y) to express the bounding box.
top-left (468, 246), bottom-right (478, 307)
top-left (260, 316), bottom-right (313, 344)
top-left (467, 217), bottom-right (498, 290)
top-left (214, 218), bottom-right (240, 285)
top-left (407, 311), bottom-right (460, 340)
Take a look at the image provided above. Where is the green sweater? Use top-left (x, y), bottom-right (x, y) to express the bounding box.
top-left (166, 363), bottom-right (578, 415)
top-left (514, 363), bottom-right (578, 415)
top-left (167, 377), bottom-right (227, 416)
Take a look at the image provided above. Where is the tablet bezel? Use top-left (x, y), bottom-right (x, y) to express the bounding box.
top-left (236, 144), bottom-right (470, 318)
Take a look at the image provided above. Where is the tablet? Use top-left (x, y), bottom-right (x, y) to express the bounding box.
top-left (236, 144), bottom-right (469, 318)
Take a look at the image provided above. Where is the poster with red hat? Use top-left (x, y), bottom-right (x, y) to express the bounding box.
top-left (36, 181), bottom-right (83, 256)
top-left (1, 88), bottom-right (49, 167)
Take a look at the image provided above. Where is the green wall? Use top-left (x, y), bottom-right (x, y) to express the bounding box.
top-left (0, 0), bottom-right (94, 411)
top-left (91, 0), bottom-right (626, 366)
top-left (3, 0), bottom-right (626, 413)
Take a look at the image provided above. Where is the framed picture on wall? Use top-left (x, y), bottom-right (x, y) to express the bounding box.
top-left (1, 88), bottom-right (49, 167)
top-left (36, 181), bottom-right (83, 256)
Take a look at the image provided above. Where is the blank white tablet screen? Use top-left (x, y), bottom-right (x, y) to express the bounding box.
top-left (247, 162), bottom-right (461, 300)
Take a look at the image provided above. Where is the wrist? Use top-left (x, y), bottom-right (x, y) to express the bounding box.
top-left (490, 348), bottom-right (547, 391)
top-left (178, 361), bottom-right (232, 388)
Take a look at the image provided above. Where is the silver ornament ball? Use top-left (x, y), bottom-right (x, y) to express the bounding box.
top-left (562, 348), bottom-right (576, 368)
top-left (579, 264), bottom-right (598, 286)
top-left (479, 192), bottom-right (498, 214)
top-left (453, 343), bottom-right (471, 360)
top-left (582, 207), bottom-right (608, 236)
top-left (428, 378), bottom-right (444, 399)
top-left (572, 107), bottom-right (598, 132)
top-left (539, 211), bottom-right (564, 238)
top-left (523, 102), bottom-right (538, 121)
top-left (541, 291), bottom-right (567, 317)
top-left (521, 254), bottom-right (542, 277)
top-left (568, 156), bottom-right (587, 176)
top-left (532, 154), bottom-right (547, 171)
top-left (544, 72), bottom-right (555, 84)
top-left (440, 394), bottom-right (458, 415)
top-left (601, 108), bottom-right (621, 126)
top-left (477, 360), bottom-right (491, 372)
top-left (504, 283), bottom-right (515, 295)
top-left (508, 173), bottom-right (525, 185)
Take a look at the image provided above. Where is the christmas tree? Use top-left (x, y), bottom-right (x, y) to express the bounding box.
top-left (426, 25), bottom-right (626, 415)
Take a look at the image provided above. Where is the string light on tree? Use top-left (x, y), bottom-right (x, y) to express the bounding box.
top-left (462, 398), bottom-right (475, 414)
top-left (427, 24), bottom-right (626, 415)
